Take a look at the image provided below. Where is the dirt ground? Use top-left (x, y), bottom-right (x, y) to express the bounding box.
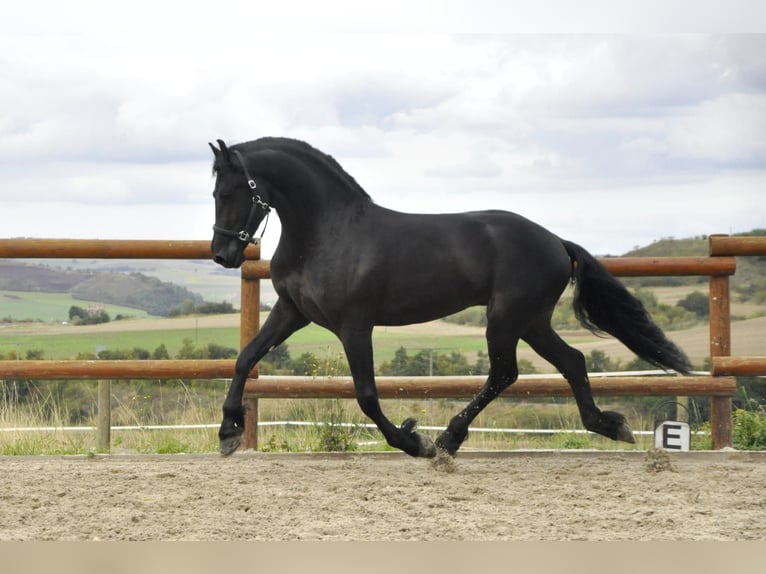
top-left (1, 450), bottom-right (765, 541)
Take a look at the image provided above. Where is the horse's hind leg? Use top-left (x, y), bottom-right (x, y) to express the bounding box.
top-left (435, 322), bottom-right (521, 456)
top-left (522, 322), bottom-right (635, 443)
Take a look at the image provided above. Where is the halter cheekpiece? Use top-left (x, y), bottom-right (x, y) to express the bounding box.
top-left (212, 149), bottom-right (271, 244)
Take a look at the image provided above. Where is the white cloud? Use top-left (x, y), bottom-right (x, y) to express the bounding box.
top-left (1, 15), bottom-right (765, 259)
top-left (666, 93), bottom-right (766, 164)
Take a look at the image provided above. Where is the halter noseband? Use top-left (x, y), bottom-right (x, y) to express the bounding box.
top-left (212, 149), bottom-right (271, 245)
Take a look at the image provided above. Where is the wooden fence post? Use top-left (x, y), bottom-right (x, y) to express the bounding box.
top-left (97, 379), bottom-right (111, 453)
top-left (709, 269), bottom-right (733, 449)
top-left (240, 252), bottom-right (262, 451)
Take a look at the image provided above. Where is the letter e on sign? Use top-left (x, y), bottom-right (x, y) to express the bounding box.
top-left (654, 421), bottom-right (690, 451)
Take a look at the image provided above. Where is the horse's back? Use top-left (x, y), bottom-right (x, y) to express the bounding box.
top-left (379, 207), bottom-right (570, 275)
top-left (358, 207), bottom-right (572, 325)
top-left (459, 209), bottom-right (573, 297)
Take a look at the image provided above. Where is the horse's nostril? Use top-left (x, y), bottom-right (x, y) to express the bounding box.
top-left (213, 255), bottom-right (227, 267)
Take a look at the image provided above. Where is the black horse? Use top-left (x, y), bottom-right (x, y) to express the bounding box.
top-left (209, 137), bottom-right (691, 458)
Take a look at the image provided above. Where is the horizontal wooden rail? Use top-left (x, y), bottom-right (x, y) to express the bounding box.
top-left (709, 235), bottom-right (766, 257)
top-left (0, 362), bottom-right (735, 398)
top-left (0, 238), bottom-right (259, 260)
top-left (711, 356), bottom-right (766, 377)
top-left (241, 259), bottom-right (272, 280)
top-left (198, 255), bottom-right (741, 280)
top-left (246, 375), bottom-right (736, 399)
top-left (599, 256), bottom-right (735, 276)
top-left (1, 239), bottom-right (740, 278)
top-left (0, 360), bottom-right (239, 380)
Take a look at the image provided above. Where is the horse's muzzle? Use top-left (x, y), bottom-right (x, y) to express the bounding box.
top-left (213, 254), bottom-right (239, 269)
top-left (211, 239), bottom-right (246, 269)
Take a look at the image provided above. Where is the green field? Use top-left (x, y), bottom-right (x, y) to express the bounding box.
top-left (0, 321), bottom-right (504, 365)
top-left (1, 290), bottom-right (149, 323)
top-left (0, 290), bottom-right (495, 362)
top-left (0, 326), bottom-right (234, 360)
top-left (2, 287), bottom-right (762, 368)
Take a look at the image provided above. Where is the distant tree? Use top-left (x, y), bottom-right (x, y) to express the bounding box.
top-left (196, 301), bottom-right (236, 314)
top-left (131, 347), bottom-right (151, 360)
top-left (676, 291), bottom-right (709, 319)
top-left (517, 358), bottom-right (538, 375)
top-left (407, 350), bottom-right (431, 376)
top-left (632, 287), bottom-right (659, 311)
top-left (261, 344), bottom-right (292, 370)
top-left (152, 344), bottom-right (170, 360)
top-left (473, 351), bottom-right (490, 375)
top-left (68, 305), bottom-right (87, 321)
top-left (292, 352), bottom-right (319, 376)
top-left (206, 343), bottom-right (238, 359)
top-left (169, 299), bottom-right (197, 316)
top-left (379, 347), bottom-right (502, 376)
top-left (169, 300), bottom-right (238, 316)
top-left (383, 347), bottom-right (410, 375)
top-left (69, 305), bottom-right (110, 325)
top-left (25, 348), bottom-right (45, 360)
top-left (585, 350), bottom-right (620, 373)
top-left (176, 338), bottom-right (203, 359)
top-left (97, 349), bottom-right (131, 359)
top-left (624, 356), bottom-right (659, 371)
top-left (95, 310), bottom-right (110, 324)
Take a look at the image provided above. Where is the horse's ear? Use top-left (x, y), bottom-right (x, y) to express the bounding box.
top-left (209, 139), bottom-right (233, 166)
top-left (217, 139), bottom-right (231, 163)
top-left (208, 141), bottom-right (221, 161)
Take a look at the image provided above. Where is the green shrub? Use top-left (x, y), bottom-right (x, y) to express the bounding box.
top-left (733, 409), bottom-right (766, 450)
top-left (676, 291), bottom-right (710, 319)
top-left (317, 400), bottom-right (358, 452)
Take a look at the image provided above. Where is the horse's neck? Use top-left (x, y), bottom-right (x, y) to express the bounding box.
top-left (259, 149), bottom-right (361, 230)
top-left (277, 185), bottom-right (366, 248)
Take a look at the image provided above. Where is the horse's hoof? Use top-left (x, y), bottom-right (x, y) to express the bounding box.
top-left (219, 434), bottom-right (242, 456)
top-left (400, 418), bottom-right (436, 458)
top-left (597, 411), bottom-right (636, 444)
top-left (417, 434), bottom-right (437, 458)
top-left (434, 429), bottom-right (466, 457)
top-left (430, 448), bottom-right (457, 473)
top-left (616, 424), bottom-right (636, 444)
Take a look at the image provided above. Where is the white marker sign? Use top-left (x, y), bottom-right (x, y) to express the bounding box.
top-left (654, 421), bottom-right (690, 451)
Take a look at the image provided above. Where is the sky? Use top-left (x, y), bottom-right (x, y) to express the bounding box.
top-left (1, 1), bottom-right (765, 259)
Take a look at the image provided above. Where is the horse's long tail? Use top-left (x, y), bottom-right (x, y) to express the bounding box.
top-left (562, 239), bottom-right (692, 374)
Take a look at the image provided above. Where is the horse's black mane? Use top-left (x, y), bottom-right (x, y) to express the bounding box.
top-left (238, 137), bottom-right (373, 202)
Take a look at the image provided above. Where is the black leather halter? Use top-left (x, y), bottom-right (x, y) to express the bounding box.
top-left (212, 149), bottom-right (271, 244)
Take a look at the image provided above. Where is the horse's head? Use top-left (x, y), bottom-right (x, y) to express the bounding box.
top-left (209, 139), bottom-right (271, 268)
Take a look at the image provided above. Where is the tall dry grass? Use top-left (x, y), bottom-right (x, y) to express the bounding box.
top-left (2, 381), bottom-right (710, 455)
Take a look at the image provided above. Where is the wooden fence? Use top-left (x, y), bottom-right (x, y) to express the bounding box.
top-left (1, 235), bottom-right (764, 452)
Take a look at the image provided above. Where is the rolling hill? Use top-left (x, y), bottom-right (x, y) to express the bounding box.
top-left (0, 261), bottom-right (204, 317)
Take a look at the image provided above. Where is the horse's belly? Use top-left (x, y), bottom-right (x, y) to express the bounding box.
top-left (375, 274), bottom-right (488, 326)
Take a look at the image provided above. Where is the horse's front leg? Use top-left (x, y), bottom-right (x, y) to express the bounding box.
top-left (219, 298), bottom-right (308, 456)
top-left (341, 328), bottom-right (436, 458)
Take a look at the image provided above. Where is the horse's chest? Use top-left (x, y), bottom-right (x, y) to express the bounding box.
top-left (273, 267), bottom-right (339, 328)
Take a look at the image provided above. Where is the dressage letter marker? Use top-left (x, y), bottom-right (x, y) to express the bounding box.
top-left (654, 421), bottom-right (690, 451)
